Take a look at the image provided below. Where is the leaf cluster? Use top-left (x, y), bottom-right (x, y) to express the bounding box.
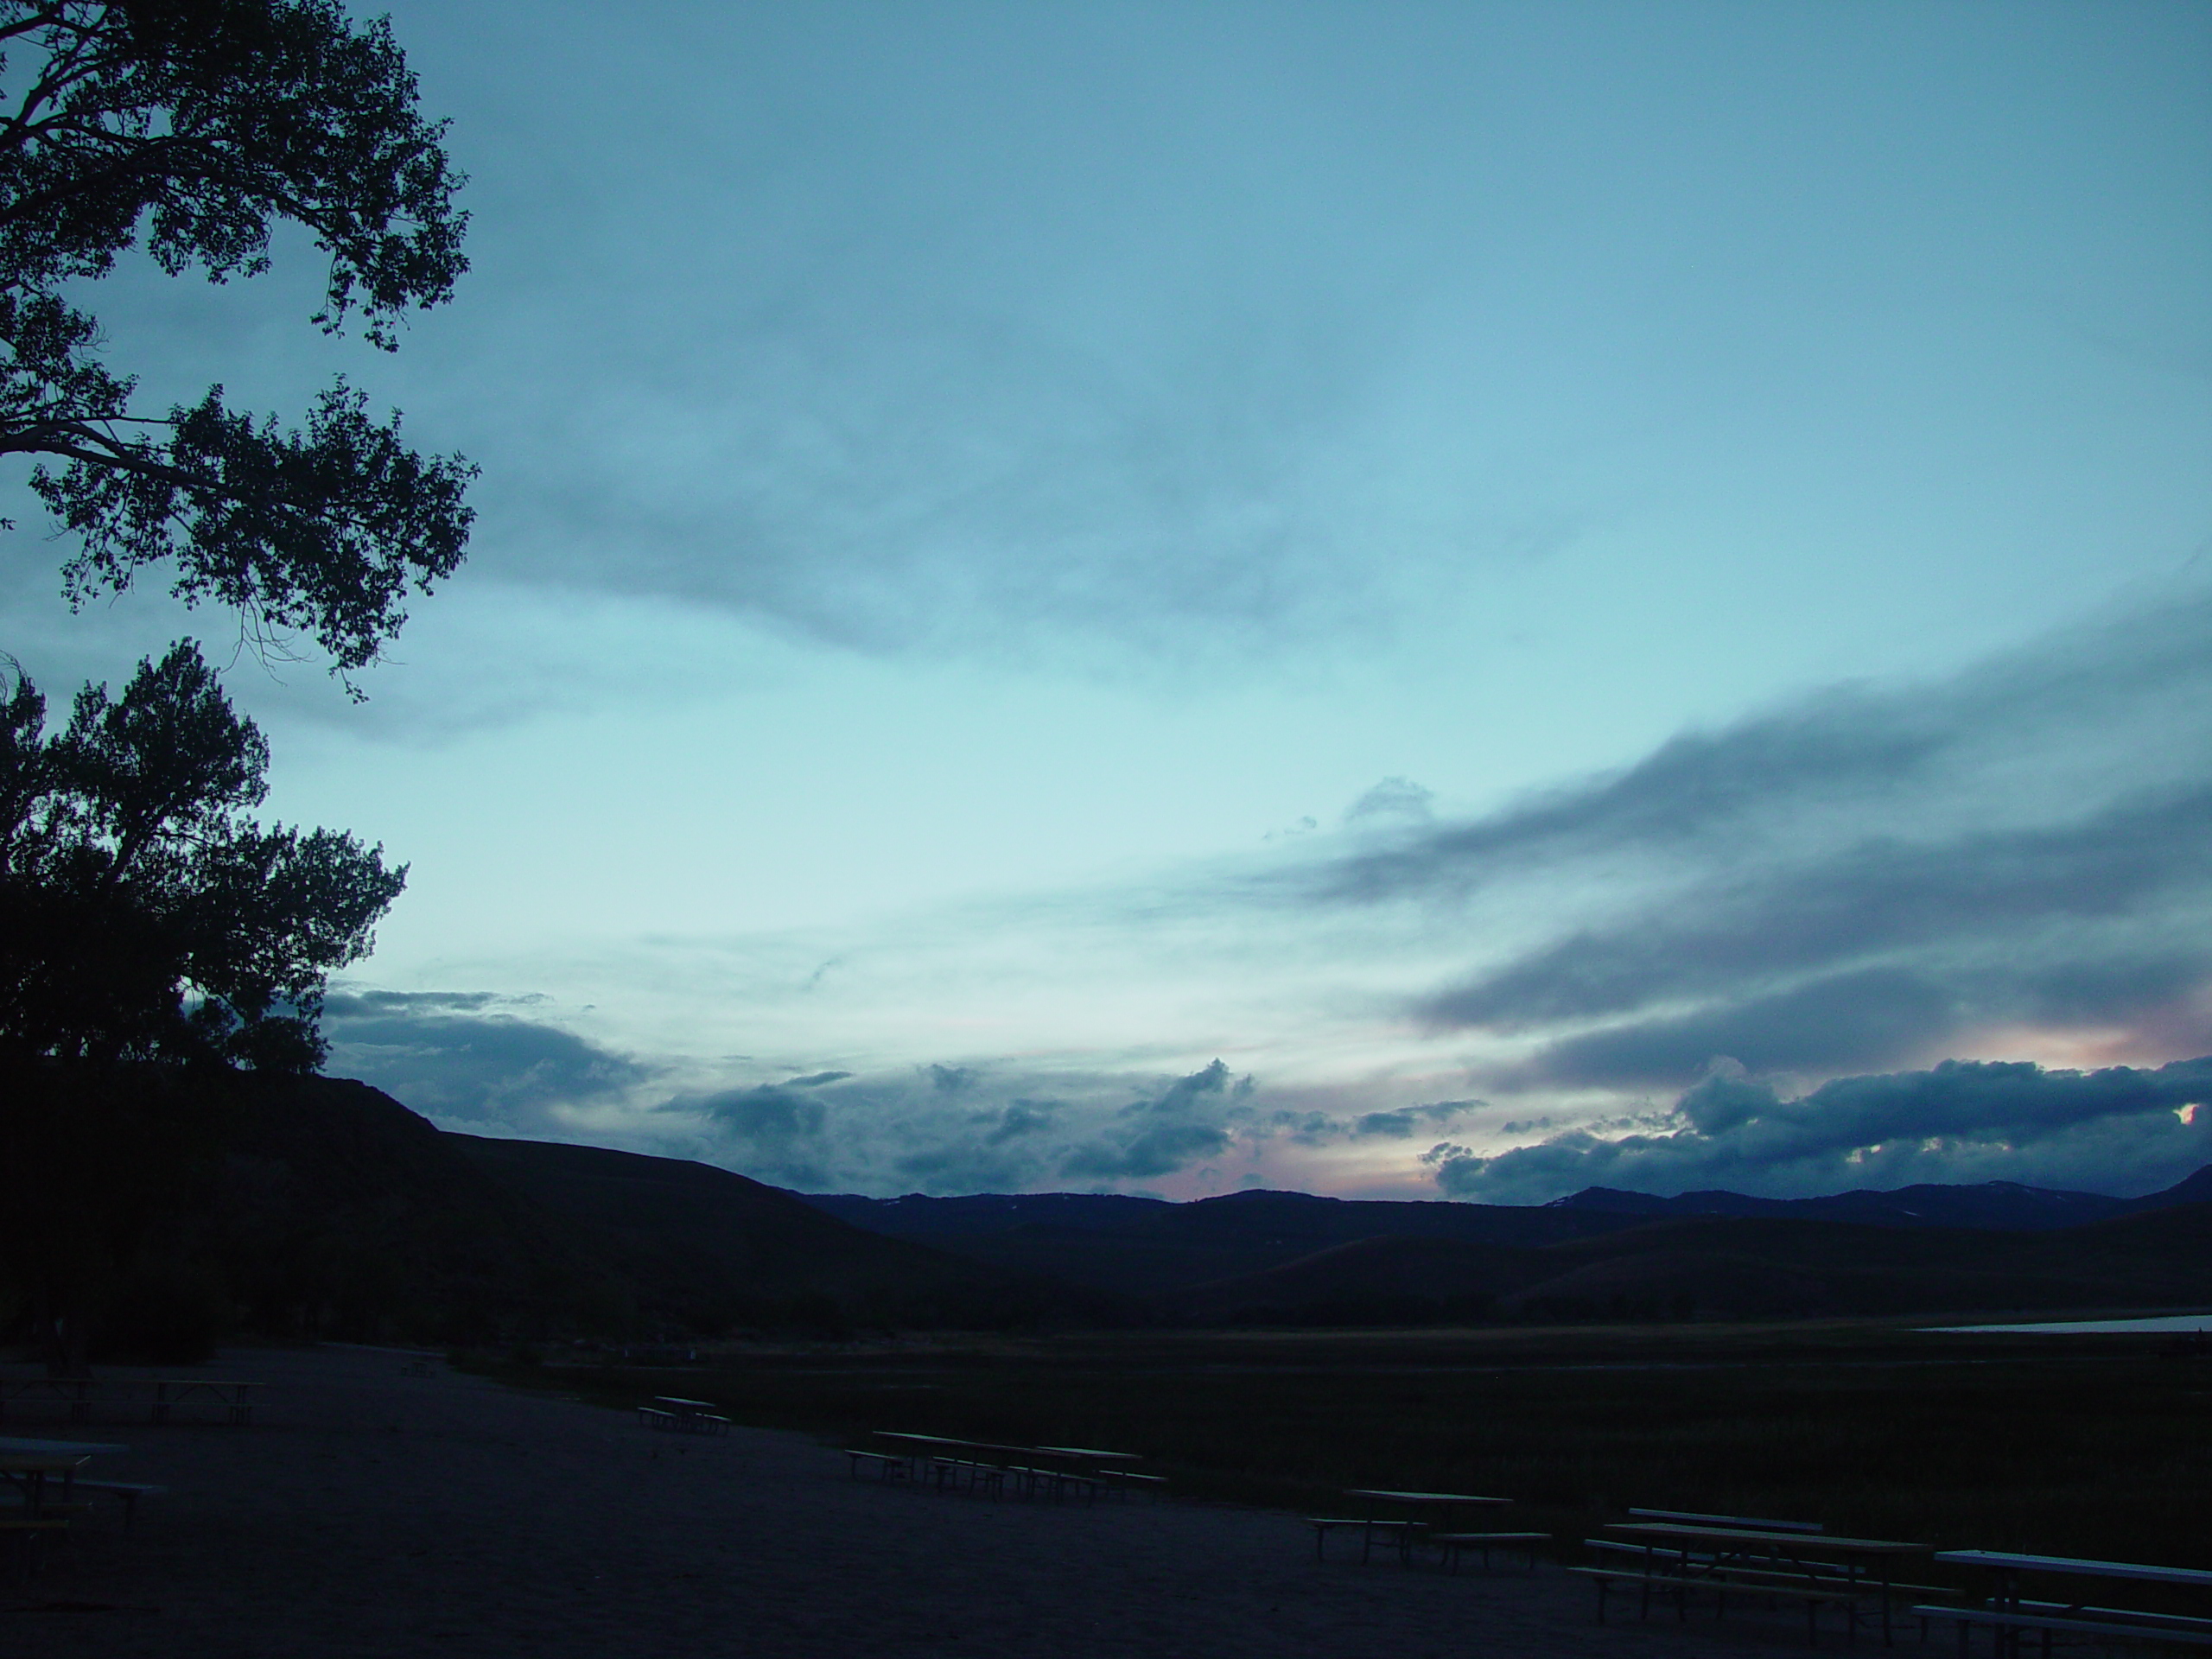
top-left (0, 638), bottom-right (404, 1070)
top-left (0, 0), bottom-right (474, 677)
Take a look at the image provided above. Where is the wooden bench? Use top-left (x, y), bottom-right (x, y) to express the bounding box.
top-left (1432, 1530), bottom-right (1548, 1573)
top-left (1915, 1603), bottom-right (2212, 1651)
top-left (1592, 1538), bottom-right (1952, 1611)
top-left (1573, 1562), bottom-right (1871, 1644)
top-left (1929, 1548), bottom-right (2212, 1655)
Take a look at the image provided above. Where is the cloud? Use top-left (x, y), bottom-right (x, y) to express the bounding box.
top-left (1059, 1060), bottom-right (1240, 1179)
top-left (985, 1101), bottom-right (1058, 1144)
top-left (1344, 776), bottom-right (1436, 826)
top-left (1429, 1055), bottom-right (2212, 1203)
top-left (1274, 594), bottom-right (2212, 1097)
top-left (678, 1083), bottom-right (836, 1188)
top-left (621, 1058), bottom-right (1268, 1196)
top-left (1267, 1098), bottom-right (1481, 1146)
top-left (1351, 1099), bottom-right (1478, 1139)
top-left (320, 989), bottom-right (652, 1132)
top-left (1326, 594), bottom-right (2212, 906)
top-left (1060, 1121), bottom-right (1232, 1181)
top-left (1142, 1058), bottom-right (1233, 1116)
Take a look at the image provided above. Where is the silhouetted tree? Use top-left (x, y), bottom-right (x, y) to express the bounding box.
top-left (0, 639), bottom-right (404, 1370)
top-left (0, 0), bottom-right (474, 679)
top-left (0, 3), bottom-right (467, 1370)
top-left (1, 639), bottom-right (404, 1069)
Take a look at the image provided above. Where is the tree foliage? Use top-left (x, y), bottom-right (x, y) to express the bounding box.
top-left (0, 639), bottom-right (404, 1070)
top-left (0, 0), bottom-right (474, 677)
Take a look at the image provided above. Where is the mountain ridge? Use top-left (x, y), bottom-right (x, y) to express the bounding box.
top-left (799, 1166), bottom-right (2212, 1306)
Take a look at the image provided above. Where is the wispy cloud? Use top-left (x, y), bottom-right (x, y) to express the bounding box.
top-left (1296, 593), bottom-right (2212, 1097)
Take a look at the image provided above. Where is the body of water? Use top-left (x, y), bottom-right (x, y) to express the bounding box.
top-left (1925, 1313), bottom-right (2211, 1334)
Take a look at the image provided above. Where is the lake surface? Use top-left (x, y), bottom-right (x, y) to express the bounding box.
top-left (1925, 1313), bottom-right (2211, 1334)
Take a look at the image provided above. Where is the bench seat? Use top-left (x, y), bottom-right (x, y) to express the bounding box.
top-left (1914, 1605), bottom-right (2212, 1649)
top-left (1573, 1563), bottom-right (1872, 1644)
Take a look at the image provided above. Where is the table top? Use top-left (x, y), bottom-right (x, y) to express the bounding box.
top-left (0, 1437), bottom-right (127, 1456)
top-left (1346, 1489), bottom-right (1511, 1506)
top-left (877, 1432), bottom-right (999, 1449)
top-left (653, 1397), bottom-right (717, 1410)
top-left (0, 1453), bottom-right (90, 1474)
top-left (1608, 1522), bottom-right (1926, 1554)
top-left (877, 1432), bottom-right (1040, 1459)
top-left (875, 1433), bottom-right (1141, 1466)
top-left (1630, 1508), bottom-right (1823, 1534)
top-left (1936, 1551), bottom-right (2212, 1587)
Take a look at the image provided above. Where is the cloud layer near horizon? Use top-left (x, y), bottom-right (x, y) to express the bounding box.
top-left (322, 984), bottom-right (2212, 1202)
top-left (315, 590), bottom-right (2212, 1204)
top-left (1427, 1056), bottom-right (2212, 1204)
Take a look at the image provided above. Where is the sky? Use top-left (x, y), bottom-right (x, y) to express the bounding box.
top-left (4, 0), bottom-right (2210, 1203)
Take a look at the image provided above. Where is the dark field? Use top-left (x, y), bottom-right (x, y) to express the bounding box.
top-left (480, 1319), bottom-right (2211, 1583)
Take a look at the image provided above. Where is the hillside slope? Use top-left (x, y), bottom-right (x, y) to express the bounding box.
top-left (452, 1135), bottom-right (1119, 1331)
top-left (59, 1075), bottom-right (1109, 1344)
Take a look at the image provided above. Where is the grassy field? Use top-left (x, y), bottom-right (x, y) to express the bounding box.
top-left (478, 1318), bottom-right (2211, 1582)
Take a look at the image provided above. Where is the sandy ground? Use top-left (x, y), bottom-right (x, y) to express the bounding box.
top-left (7, 1344), bottom-right (1843, 1657)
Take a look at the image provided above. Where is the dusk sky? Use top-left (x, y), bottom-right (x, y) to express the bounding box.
top-left (4, 0), bottom-right (2209, 1202)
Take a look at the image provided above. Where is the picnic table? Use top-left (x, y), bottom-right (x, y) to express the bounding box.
top-left (0, 1437), bottom-right (161, 1534)
top-left (0, 1452), bottom-right (86, 1576)
top-left (1630, 1506), bottom-right (1823, 1534)
top-left (1595, 1521), bottom-right (1930, 1645)
top-left (0, 1376), bottom-right (253, 1425)
top-left (1034, 1444), bottom-right (1143, 1464)
top-left (151, 1379), bottom-right (255, 1424)
top-left (0, 1452), bottom-right (87, 1512)
top-left (873, 1433), bottom-right (1128, 1467)
top-left (1922, 1550), bottom-right (2212, 1652)
top-left (637, 1396), bottom-right (731, 1435)
top-left (861, 1433), bottom-right (1141, 1500)
top-left (1313, 1489), bottom-right (1520, 1567)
